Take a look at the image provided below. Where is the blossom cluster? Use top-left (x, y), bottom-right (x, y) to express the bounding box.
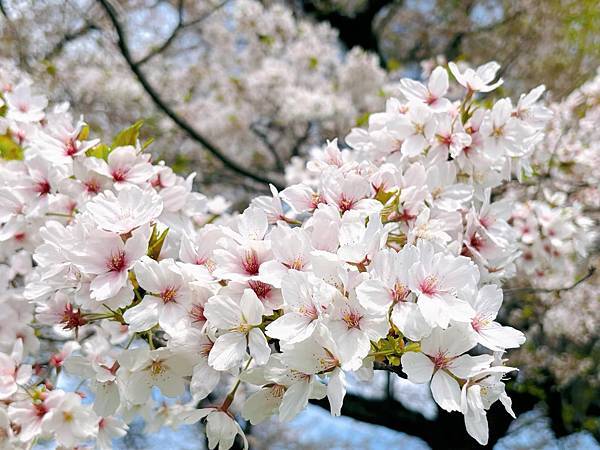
top-left (0, 62), bottom-right (556, 448)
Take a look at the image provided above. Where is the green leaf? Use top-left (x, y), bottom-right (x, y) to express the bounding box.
top-left (386, 355), bottom-right (401, 366)
top-left (258, 34), bottom-right (275, 46)
top-left (86, 143), bottom-right (110, 160)
top-left (0, 93), bottom-right (7, 117)
top-left (355, 112), bottom-right (371, 127)
top-left (147, 225), bottom-right (169, 260)
top-left (308, 56), bottom-right (319, 70)
top-left (386, 58), bottom-right (401, 72)
top-left (78, 124), bottom-right (90, 141)
top-left (0, 134), bottom-right (23, 160)
top-left (111, 120), bottom-right (144, 149)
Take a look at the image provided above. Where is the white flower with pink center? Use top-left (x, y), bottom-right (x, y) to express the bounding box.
top-left (266, 270), bottom-right (336, 344)
top-left (204, 289), bottom-right (270, 370)
top-left (399, 66), bottom-right (452, 111)
top-left (84, 185), bottom-right (163, 234)
top-left (466, 285), bottom-right (525, 351)
top-left (408, 241), bottom-right (477, 328)
top-left (71, 224), bottom-right (149, 301)
top-left (123, 256), bottom-right (192, 333)
top-left (401, 326), bottom-right (493, 412)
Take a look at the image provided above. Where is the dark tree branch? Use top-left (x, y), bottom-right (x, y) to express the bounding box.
top-left (44, 22), bottom-right (99, 60)
top-left (136, 0), bottom-right (231, 65)
top-left (504, 266), bottom-right (596, 296)
top-left (135, 0), bottom-right (184, 65)
top-left (290, 121), bottom-right (312, 158)
top-left (97, 0), bottom-right (284, 189)
top-left (250, 122), bottom-right (286, 173)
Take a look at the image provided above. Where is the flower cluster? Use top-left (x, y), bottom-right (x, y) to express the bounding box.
top-left (0, 62), bottom-right (558, 448)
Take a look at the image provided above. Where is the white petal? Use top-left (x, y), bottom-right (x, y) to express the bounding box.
top-left (248, 329), bottom-right (270, 366)
top-left (242, 388), bottom-right (279, 425)
top-left (401, 351), bottom-right (434, 383)
top-left (355, 279), bottom-right (392, 311)
top-left (391, 302), bottom-right (432, 341)
top-left (123, 301), bottom-right (159, 332)
top-left (431, 370), bottom-right (462, 412)
top-left (327, 368), bottom-right (346, 416)
top-left (208, 332), bottom-right (247, 371)
top-left (279, 382), bottom-right (311, 422)
top-left (449, 354), bottom-right (494, 379)
top-left (191, 361), bottom-right (220, 401)
top-left (465, 409), bottom-right (489, 445)
top-left (478, 323), bottom-right (525, 350)
top-left (240, 289), bottom-right (264, 325)
top-left (265, 313), bottom-right (314, 343)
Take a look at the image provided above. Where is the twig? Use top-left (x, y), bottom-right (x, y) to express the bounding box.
top-left (373, 361), bottom-right (407, 379)
top-left (44, 22), bottom-right (99, 61)
top-left (250, 122), bottom-right (285, 172)
top-left (96, 0), bottom-right (284, 189)
top-left (504, 266), bottom-right (596, 296)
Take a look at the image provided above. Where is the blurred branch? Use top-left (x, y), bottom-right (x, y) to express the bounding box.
top-left (135, 0), bottom-right (184, 65)
top-left (97, 0), bottom-right (284, 190)
top-left (504, 266), bottom-right (596, 296)
top-left (250, 122), bottom-right (286, 173)
top-left (136, 0), bottom-right (230, 65)
top-left (291, 122), bottom-right (312, 158)
top-left (44, 22), bottom-right (99, 60)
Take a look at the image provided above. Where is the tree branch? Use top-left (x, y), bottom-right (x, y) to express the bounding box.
top-left (97, 0), bottom-right (284, 189)
top-left (136, 0), bottom-right (231, 65)
top-left (135, 0), bottom-right (184, 65)
top-left (504, 266), bottom-right (596, 296)
top-left (44, 22), bottom-right (99, 60)
top-left (249, 123), bottom-right (285, 173)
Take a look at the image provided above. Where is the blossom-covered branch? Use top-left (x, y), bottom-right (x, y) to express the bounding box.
top-left (0, 59), bottom-right (595, 449)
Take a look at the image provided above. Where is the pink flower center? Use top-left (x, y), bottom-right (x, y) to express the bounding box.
top-left (469, 233), bottom-right (485, 251)
top-left (342, 310), bottom-right (362, 329)
top-left (106, 251), bottom-right (126, 272)
top-left (60, 303), bottom-right (87, 331)
top-left (419, 275), bottom-right (438, 296)
top-left (85, 180), bottom-right (101, 194)
top-left (284, 257), bottom-right (304, 271)
top-left (437, 133), bottom-right (453, 147)
top-left (391, 282), bottom-right (409, 303)
top-left (431, 351), bottom-right (449, 369)
top-left (338, 195), bottom-right (355, 213)
top-left (190, 304), bottom-right (206, 323)
top-left (111, 168), bottom-right (127, 182)
top-left (426, 93), bottom-right (437, 105)
top-left (248, 280), bottom-right (272, 300)
top-left (299, 303), bottom-right (318, 320)
top-left (34, 180), bottom-right (51, 196)
top-left (64, 139), bottom-right (78, 157)
top-left (34, 403), bottom-right (48, 418)
top-left (242, 249), bottom-right (260, 275)
top-left (160, 287), bottom-right (178, 303)
top-left (471, 316), bottom-right (483, 332)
